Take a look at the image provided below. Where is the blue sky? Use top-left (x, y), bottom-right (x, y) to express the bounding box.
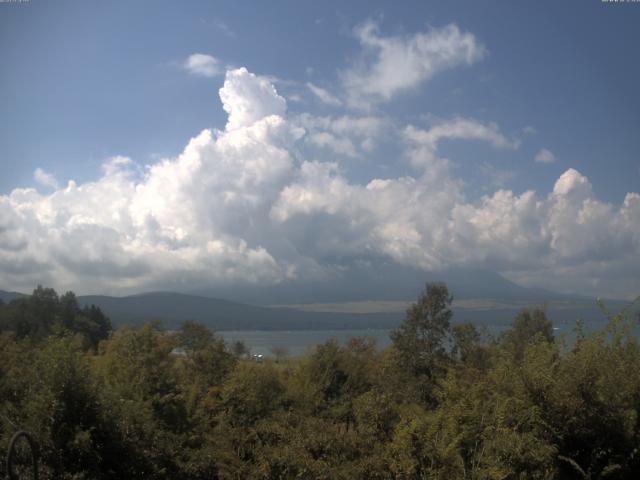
top-left (1, 0), bottom-right (639, 299)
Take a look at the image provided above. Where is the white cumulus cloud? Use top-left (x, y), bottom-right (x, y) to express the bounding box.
top-left (1, 68), bottom-right (639, 299)
top-left (219, 67), bottom-right (287, 131)
top-left (296, 113), bottom-right (387, 158)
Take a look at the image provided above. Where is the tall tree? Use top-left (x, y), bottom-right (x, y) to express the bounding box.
top-left (501, 308), bottom-right (554, 361)
top-left (391, 282), bottom-right (453, 405)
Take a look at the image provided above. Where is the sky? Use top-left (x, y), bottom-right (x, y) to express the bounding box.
top-left (1, 0), bottom-right (639, 300)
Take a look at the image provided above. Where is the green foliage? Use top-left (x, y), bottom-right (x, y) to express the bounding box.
top-left (388, 405), bottom-right (465, 479)
top-left (230, 339), bottom-right (250, 358)
top-left (0, 286), bottom-right (112, 348)
top-left (391, 282), bottom-right (453, 404)
top-left (220, 362), bottom-right (284, 427)
top-left (1, 285), bottom-right (640, 479)
top-left (452, 322), bottom-right (491, 370)
top-left (501, 307), bottom-right (554, 361)
top-left (0, 335), bottom-right (117, 479)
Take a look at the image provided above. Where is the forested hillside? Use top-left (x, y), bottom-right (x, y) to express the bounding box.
top-left (1, 285), bottom-right (639, 479)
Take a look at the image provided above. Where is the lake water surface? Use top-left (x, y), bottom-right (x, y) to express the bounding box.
top-left (218, 318), bottom-right (616, 357)
top-left (219, 329), bottom-right (394, 357)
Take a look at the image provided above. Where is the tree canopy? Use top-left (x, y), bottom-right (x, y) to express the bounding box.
top-left (1, 285), bottom-right (639, 479)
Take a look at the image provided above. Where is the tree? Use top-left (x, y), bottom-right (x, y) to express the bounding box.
top-left (390, 282), bottom-right (453, 404)
top-left (8, 285), bottom-right (60, 340)
top-left (270, 345), bottom-right (289, 362)
top-left (177, 320), bottom-right (214, 353)
top-left (452, 322), bottom-right (490, 370)
top-left (0, 287), bottom-right (111, 348)
top-left (175, 320), bottom-right (235, 390)
top-left (79, 304), bottom-right (112, 347)
top-left (219, 363), bottom-right (284, 428)
top-left (59, 291), bottom-right (80, 330)
top-left (231, 340), bottom-right (249, 358)
top-left (501, 308), bottom-right (554, 361)
top-left (3, 336), bottom-right (110, 479)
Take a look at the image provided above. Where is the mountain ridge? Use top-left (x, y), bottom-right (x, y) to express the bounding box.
top-left (1, 285), bottom-right (629, 332)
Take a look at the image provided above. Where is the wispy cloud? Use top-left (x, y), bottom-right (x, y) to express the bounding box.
top-left (213, 19), bottom-right (235, 38)
top-left (33, 168), bottom-right (59, 189)
top-left (306, 82), bottom-right (342, 107)
top-left (403, 117), bottom-right (518, 168)
top-left (480, 162), bottom-right (515, 188)
top-left (342, 21), bottom-right (486, 108)
top-left (535, 148), bottom-right (556, 164)
top-left (183, 53), bottom-right (222, 78)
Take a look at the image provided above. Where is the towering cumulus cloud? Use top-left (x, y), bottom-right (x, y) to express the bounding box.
top-left (1, 68), bottom-right (639, 298)
top-left (219, 67), bottom-right (287, 131)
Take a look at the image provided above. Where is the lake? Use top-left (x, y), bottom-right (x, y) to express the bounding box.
top-left (218, 317), bottom-right (618, 357)
top-left (219, 329), bottom-right (394, 357)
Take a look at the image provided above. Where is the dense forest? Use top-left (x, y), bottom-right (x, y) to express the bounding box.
top-left (1, 284), bottom-right (639, 479)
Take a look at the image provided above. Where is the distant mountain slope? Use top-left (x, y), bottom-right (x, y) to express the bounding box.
top-left (77, 292), bottom-right (399, 331)
top-left (76, 291), bottom-right (630, 331)
top-left (0, 290), bottom-right (27, 303)
top-left (2, 286), bottom-right (631, 332)
top-left (201, 265), bottom-right (576, 305)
